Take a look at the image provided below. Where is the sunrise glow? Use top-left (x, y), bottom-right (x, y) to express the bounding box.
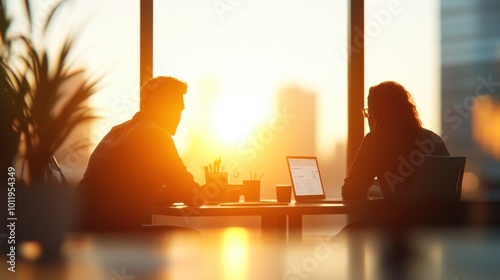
top-left (45, 0), bottom-right (441, 192)
top-left (209, 76), bottom-right (274, 143)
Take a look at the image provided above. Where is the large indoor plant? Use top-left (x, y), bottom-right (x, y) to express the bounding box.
top-left (1, 0), bottom-right (99, 185)
top-left (1, 0), bottom-right (101, 260)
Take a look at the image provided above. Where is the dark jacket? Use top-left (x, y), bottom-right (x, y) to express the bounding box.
top-left (74, 112), bottom-right (204, 230)
top-left (342, 127), bottom-right (450, 200)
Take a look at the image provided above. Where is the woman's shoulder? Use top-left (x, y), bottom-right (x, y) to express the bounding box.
top-left (418, 127), bottom-right (450, 155)
top-left (420, 127), bottom-right (446, 141)
top-left (360, 129), bottom-right (399, 150)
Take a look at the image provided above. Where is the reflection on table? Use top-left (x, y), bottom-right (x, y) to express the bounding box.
top-left (2, 226), bottom-right (500, 280)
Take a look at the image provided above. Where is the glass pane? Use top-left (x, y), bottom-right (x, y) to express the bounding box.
top-left (365, 0), bottom-right (500, 197)
top-left (154, 0), bottom-right (348, 198)
top-left (33, 0), bottom-right (140, 181)
top-left (441, 0), bottom-right (500, 195)
top-left (365, 0), bottom-right (440, 133)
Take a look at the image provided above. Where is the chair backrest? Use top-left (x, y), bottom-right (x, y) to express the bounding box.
top-left (407, 156), bottom-right (466, 202)
top-left (47, 156), bottom-right (67, 185)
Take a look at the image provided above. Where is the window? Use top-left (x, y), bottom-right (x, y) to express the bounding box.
top-left (153, 0), bottom-right (348, 197)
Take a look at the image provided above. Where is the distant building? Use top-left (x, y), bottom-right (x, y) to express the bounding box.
top-left (441, 0), bottom-right (500, 187)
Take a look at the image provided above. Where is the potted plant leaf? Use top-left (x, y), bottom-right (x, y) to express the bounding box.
top-left (1, 0), bottom-right (101, 260)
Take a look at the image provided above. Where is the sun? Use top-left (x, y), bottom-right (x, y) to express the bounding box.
top-left (211, 92), bottom-right (271, 143)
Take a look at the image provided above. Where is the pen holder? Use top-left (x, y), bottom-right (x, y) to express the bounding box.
top-left (204, 172), bottom-right (228, 202)
top-left (242, 180), bottom-right (260, 202)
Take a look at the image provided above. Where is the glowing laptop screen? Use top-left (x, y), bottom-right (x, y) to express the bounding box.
top-left (288, 157), bottom-right (324, 196)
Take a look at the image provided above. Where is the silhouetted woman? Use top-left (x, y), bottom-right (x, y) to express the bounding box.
top-left (341, 81), bottom-right (450, 200)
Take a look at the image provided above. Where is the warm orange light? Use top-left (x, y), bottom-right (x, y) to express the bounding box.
top-left (205, 63), bottom-right (275, 145)
top-left (472, 96), bottom-right (500, 160)
top-left (175, 74), bottom-right (274, 160)
top-left (462, 171), bottom-right (480, 193)
top-left (211, 93), bottom-right (270, 143)
top-left (222, 227), bottom-right (249, 280)
top-left (19, 241), bottom-right (43, 262)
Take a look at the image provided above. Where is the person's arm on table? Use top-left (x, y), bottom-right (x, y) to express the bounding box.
top-left (150, 128), bottom-right (206, 207)
top-left (342, 133), bottom-right (380, 200)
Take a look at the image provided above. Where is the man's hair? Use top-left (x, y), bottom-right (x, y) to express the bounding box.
top-left (140, 76), bottom-right (187, 112)
top-left (368, 81), bottom-right (422, 136)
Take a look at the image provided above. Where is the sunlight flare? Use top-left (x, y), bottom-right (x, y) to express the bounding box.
top-left (222, 227), bottom-right (250, 280)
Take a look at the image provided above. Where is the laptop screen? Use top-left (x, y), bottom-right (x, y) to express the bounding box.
top-left (287, 156), bottom-right (325, 198)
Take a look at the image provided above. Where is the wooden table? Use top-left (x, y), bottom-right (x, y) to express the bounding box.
top-left (152, 200), bottom-right (381, 243)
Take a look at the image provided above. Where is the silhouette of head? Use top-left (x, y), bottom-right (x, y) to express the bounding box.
top-left (367, 81), bottom-right (422, 135)
top-left (140, 76), bottom-right (187, 135)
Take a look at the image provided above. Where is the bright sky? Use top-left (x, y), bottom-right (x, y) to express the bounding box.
top-left (16, 0), bottom-right (440, 192)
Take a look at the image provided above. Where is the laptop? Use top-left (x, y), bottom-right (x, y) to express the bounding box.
top-left (287, 156), bottom-right (372, 203)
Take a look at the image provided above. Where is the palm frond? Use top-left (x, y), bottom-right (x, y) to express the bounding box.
top-left (41, 0), bottom-right (67, 36)
top-left (2, 0), bottom-right (103, 185)
top-left (22, 0), bottom-right (31, 33)
top-left (0, 1), bottom-right (12, 46)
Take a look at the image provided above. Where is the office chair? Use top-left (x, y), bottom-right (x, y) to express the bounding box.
top-left (407, 155), bottom-right (466, 202)
top-left (47, 156), bottom-right (67, 185)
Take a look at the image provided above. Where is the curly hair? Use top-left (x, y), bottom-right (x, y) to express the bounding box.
top-left (367, 81), bottom-right (422, 137)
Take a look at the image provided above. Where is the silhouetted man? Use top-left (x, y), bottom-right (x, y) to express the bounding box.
top-left (74, 76), bottom-right (205, 231)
